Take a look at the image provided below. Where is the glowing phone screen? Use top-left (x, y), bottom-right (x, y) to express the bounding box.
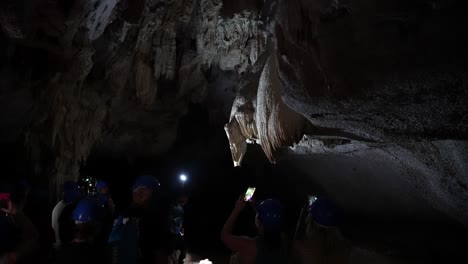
top-left (244, 187), bottom-right (256, 201)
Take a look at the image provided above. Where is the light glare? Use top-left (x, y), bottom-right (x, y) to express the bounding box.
top-left (180, 174), bottom-right (187, 182)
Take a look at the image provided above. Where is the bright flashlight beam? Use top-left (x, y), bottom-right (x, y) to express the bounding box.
top-left (180, 174), bottom-right (187, 182)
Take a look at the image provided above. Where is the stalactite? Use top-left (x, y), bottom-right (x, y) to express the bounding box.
top-left (224, 118), bottom-right (248, 167)
top-left (196, 0), bottom-right (223, 67)
top-left (178, 51), bottom-right (208, 102)
top-left (196, 0), bottom-right (266, 73)
top-left (225, 47), bottom-right (306, 166)
top-left (153, 0), bottom-right (194, 80)
top-left (2, 0), bottom-right (465, 216)
top-left (133, 4), bottom-right (161, 106)
top-left (256, 52), bottom-right (306, 163)
top-left (135, 53), bottom-right (158, 108)
top-left (153, 23), bottom-right (177, 79)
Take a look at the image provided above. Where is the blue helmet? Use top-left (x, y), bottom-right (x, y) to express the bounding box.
top-left (308, 198), bottom-right (340, 227)
top-left (63, 181), bottom-right (81, 203)
top-left (95, 180), bottom-right (108, 191)
top-left (256, 199), bottom-right (282, 231)
top-left (72, 197), bottom-right (99, 223)
top-left (132, 175), bottom-right (160, 191)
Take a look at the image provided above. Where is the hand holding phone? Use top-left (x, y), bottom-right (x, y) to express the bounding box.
top-left (244, 187), bottom-right (256, 202)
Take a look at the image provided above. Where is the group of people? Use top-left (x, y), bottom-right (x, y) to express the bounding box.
top-left (0, 180), bottom-right (39, 264)
top-left (51, 179), bottom-right (116, 263)
top-left (1, 175), bottom-right (188, 264)
top-left (221, 194), bottom-right (347, 264)
top-left (2, 175), bottom-right (346, 264)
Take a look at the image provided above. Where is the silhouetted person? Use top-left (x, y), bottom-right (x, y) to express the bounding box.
top-left (52, 181), bottom-right (81, 248)
top-left (221, 196), bottom-right (289, 264)
top-left (293, 198), bottom-right (350, 264)
top-left (0, 183), bottom-right (38, 264)
top-left (168, 193), bottom-right (188, 264)
top-left (139, 185), bottom-right (171, 264)
top-left (95, 180), bottom-right (115, 213)
top-left (0, 185), bottom-right (19, 264)
top-left (108, 175), bottom-right (164, 264)
top-left (93, 180), bottom-right (115, 247)
top-left (55, 197), bottom-right (107, 264)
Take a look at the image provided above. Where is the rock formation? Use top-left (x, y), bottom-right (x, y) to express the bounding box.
top-left (1, 0), bottom-right (468, 225)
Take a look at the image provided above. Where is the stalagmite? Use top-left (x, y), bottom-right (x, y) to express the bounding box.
top-left (135, 53), bottom-right (158, 108)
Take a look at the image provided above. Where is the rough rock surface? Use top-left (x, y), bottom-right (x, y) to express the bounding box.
top-left (1, 0), bottom-right (468, 227)
top-left (225, 48), bottom-right (305, 166)
top-left (271, 0), bottom-right (468, 225)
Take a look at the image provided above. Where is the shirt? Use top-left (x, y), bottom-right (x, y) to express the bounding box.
top-left (51, 201), bottom-right (67, 247)
top-left (108, 216), bottom-right (140, 264)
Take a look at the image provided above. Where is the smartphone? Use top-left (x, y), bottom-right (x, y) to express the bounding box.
top-left (244, 187), bottom-right (256, 201)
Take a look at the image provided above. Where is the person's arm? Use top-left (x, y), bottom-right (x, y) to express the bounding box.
top-left (51, 202), bottom-right (63, 247)
top-left (220, 195), bottom-right (254, 252)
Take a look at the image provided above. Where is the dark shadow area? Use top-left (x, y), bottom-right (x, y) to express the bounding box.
top-left (2, 102), bottom-right (468, 263)
top-left (80, 103), bottom-right (319, 260)
top-left (53, 102), bottom-right (468, 262)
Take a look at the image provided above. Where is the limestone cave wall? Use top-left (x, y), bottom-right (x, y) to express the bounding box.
top-left (0, 0), bottom-right (467, 224)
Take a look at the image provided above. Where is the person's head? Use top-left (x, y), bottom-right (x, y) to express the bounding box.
top-left (1, 179), bottom-right (32, 213)
top-left (0, 184), bottom-right (16, 215)
top-left (72, 197), bottom-right (99, 242)
top-left (175, 191), bottom-right (188, 206)
top-left (306, 198), bottom-right (340, 240)
top-left (255, 199), bottom-right (283, 249)
top-left (0, 182), bottom-right (27, 215)
top-left (131, 175), bottom-right (160, 207)
top-left (63, 181), bottom-right (81, 203)
top-left (178, 195), bottom-right (188, 206)
top-left (95, 180), bottom-right (109, 195)
top-left (306, 198), bottom-right (346, 250)
top-left (307, 198), bottom-right (340, 229)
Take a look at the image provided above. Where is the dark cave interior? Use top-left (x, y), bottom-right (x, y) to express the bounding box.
top-left (1, 0), bottom-right (468, 263)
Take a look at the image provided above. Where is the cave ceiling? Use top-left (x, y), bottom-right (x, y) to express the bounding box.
top-left (1, 0), bottom-right (468, 223)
